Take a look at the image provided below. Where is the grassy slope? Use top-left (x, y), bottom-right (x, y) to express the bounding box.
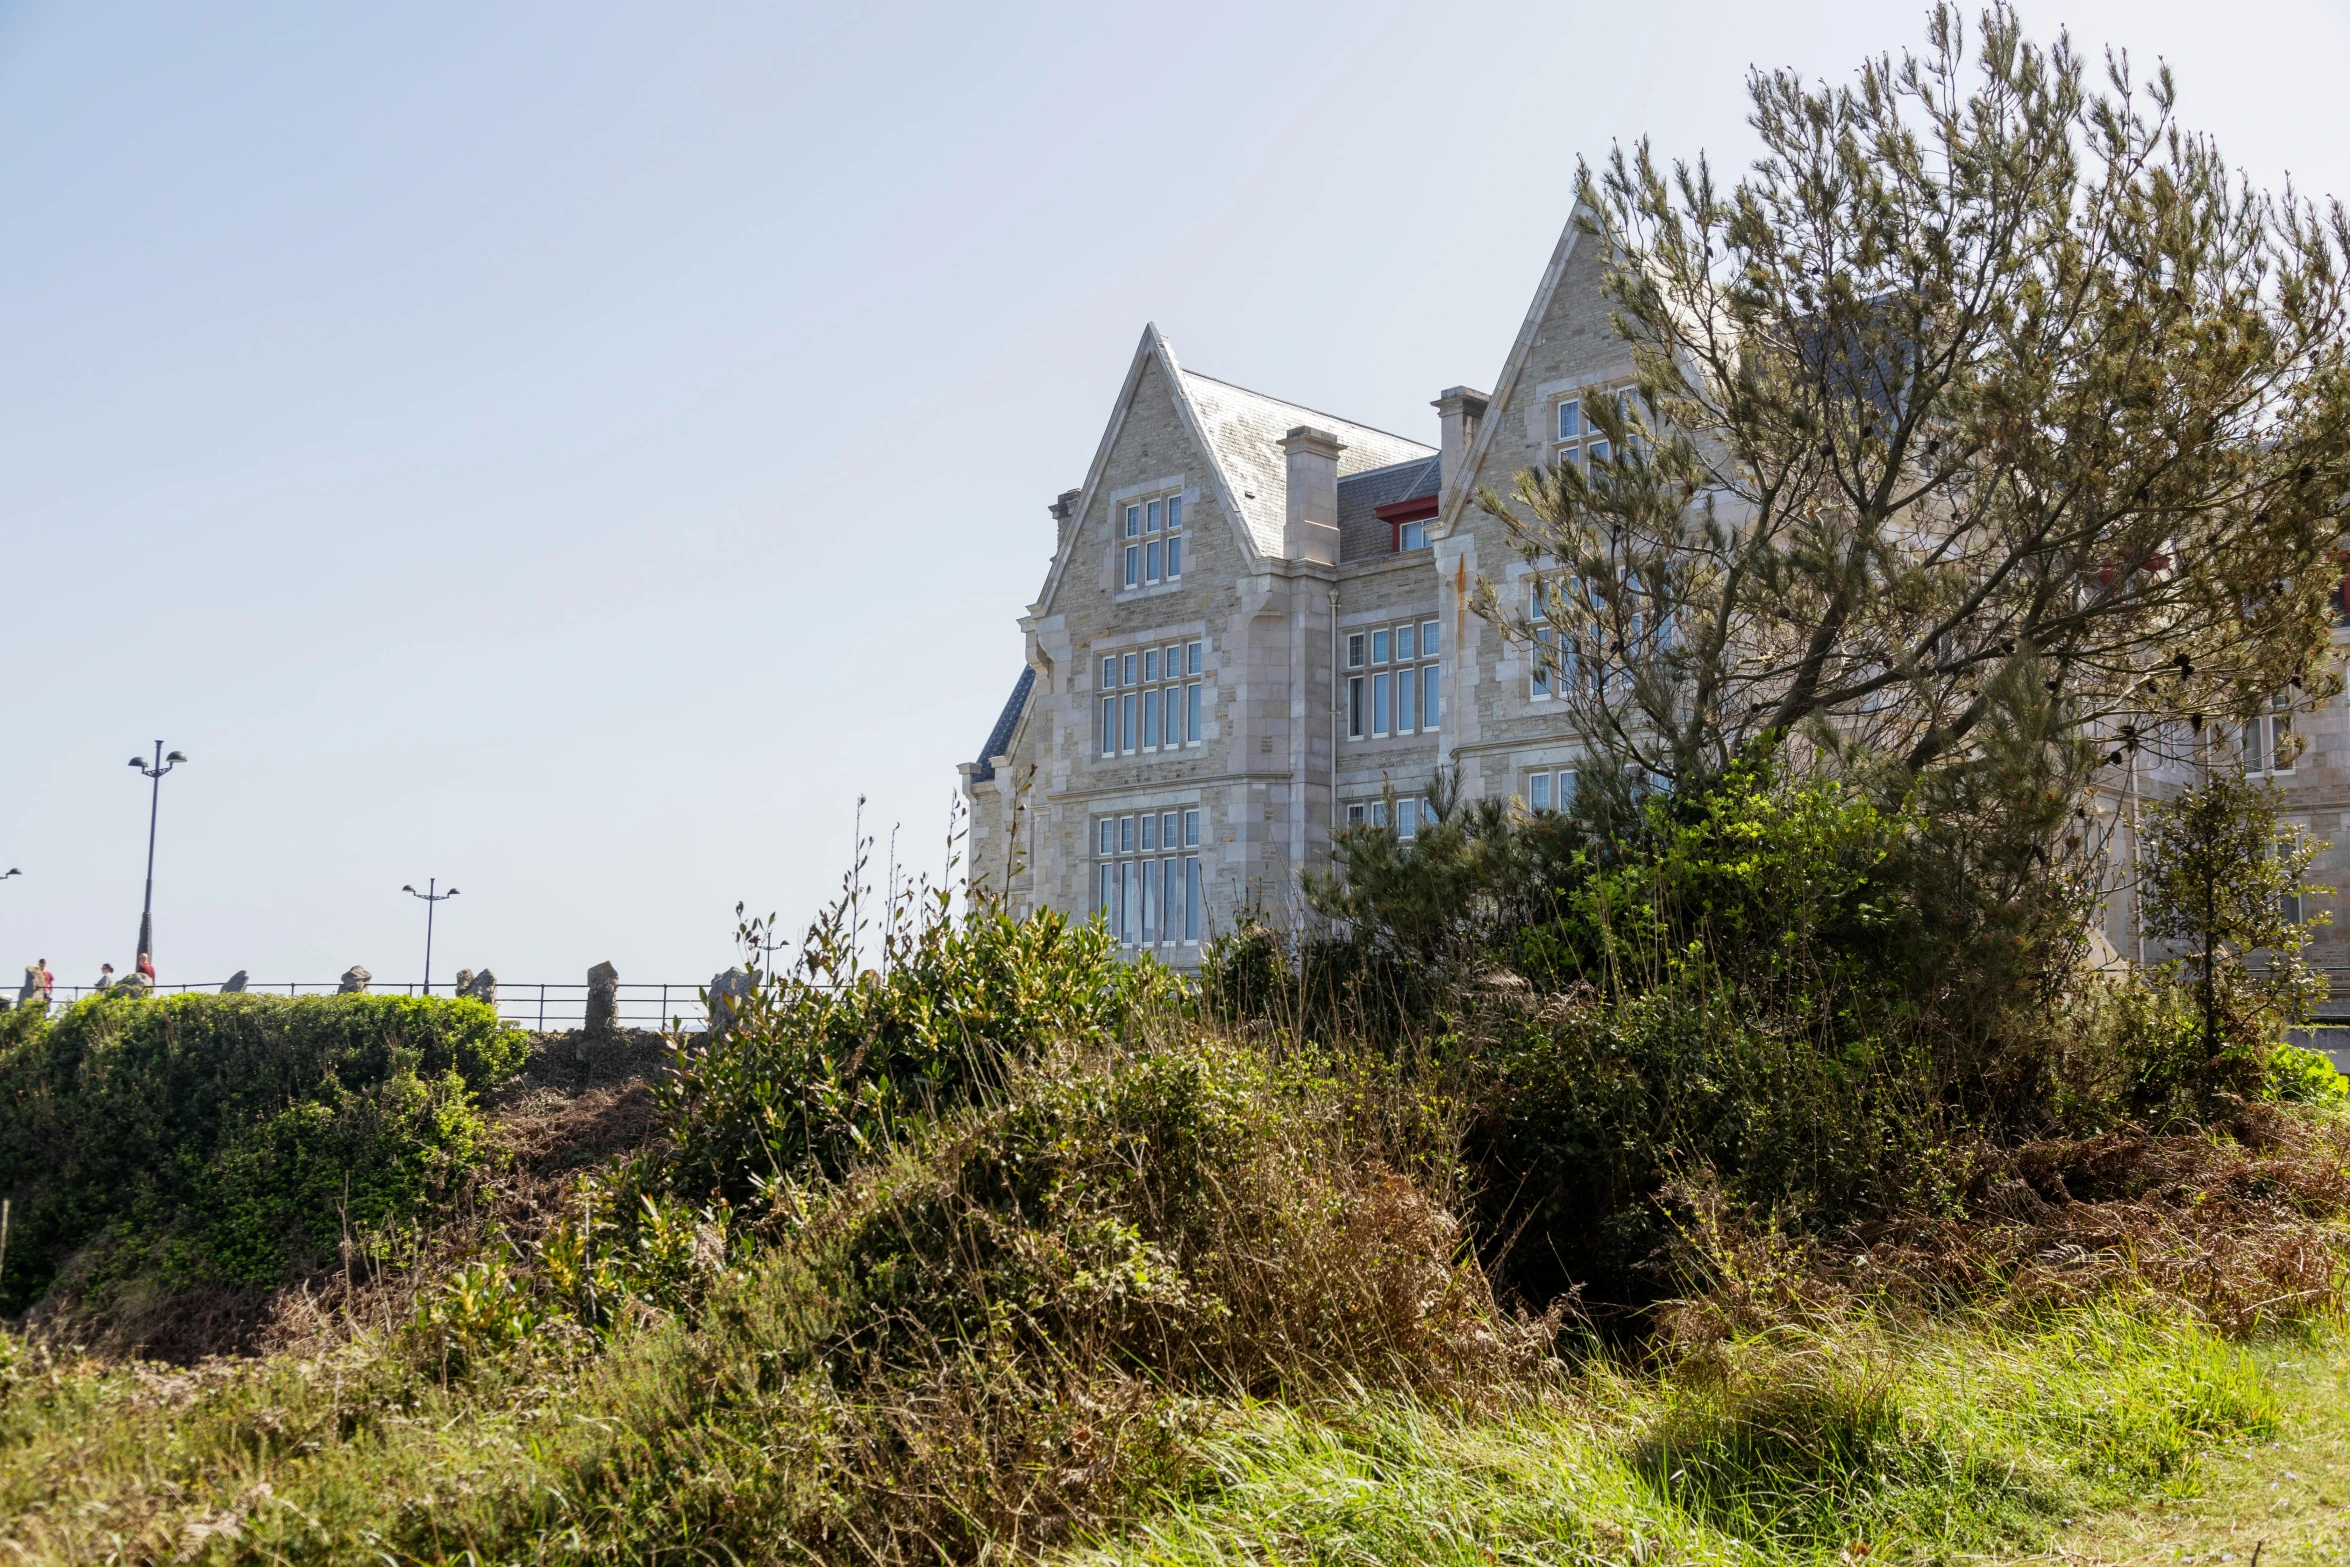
top-left (1063, 1308), bottom-right (2289, 1567)
top-left (2032, 1331), bottom-right (2350, 1566)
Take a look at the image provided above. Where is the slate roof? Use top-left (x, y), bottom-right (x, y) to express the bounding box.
top-left (1176, 369), bottom-right (1435, 560)
top-left (970, 665), bottom-right (1034, 784)
top-left (1335, 454), bottom-right (1443, 563)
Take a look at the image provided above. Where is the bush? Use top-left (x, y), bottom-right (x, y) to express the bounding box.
top-left (0, 992), bottom-right (525, 1313)
top-left (652, 902), bottom-right (1180, 1205)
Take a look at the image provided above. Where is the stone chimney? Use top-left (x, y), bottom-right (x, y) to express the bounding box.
top-left (1048, 487), bottom-right (1082, 546)
top-left (1278, 426), bottom-right (1345, 565)
top-left (1432, 386), bottom-right (1489, 505)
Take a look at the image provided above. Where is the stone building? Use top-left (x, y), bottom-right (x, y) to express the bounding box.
top-left (960, 208), bottom-right (2350, 990)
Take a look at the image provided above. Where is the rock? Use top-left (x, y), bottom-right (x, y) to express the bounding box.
top-left (18, 967), bottom-right (45, 1011)
top-left (585, 961), bottom-right (619, 1036)
top-left (707, 966), bottom-right (752, 1036)
top-left (459, 968), bottom-right (497, 1005)
top-left (338, 966), bottom-right (371, 995)
top-left (112, 973), bottom-right (151, 999)
top-left (221, 970), bottom-right (248, 994)
top-left (452, 968), bottom-right (472, 995)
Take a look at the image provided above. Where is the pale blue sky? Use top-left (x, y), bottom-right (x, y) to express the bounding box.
top-left (4, 0), bottom-right (2346, 990)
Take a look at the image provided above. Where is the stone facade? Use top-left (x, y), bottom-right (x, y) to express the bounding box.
top-left (962, 214), bottom-right (2350, 1000)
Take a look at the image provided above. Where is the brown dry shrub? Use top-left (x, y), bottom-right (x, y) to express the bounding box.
top-left (1853, 1109), bottom-right (2350, 1333)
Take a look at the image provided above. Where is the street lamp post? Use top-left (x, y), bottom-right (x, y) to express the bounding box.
top-left (127, 743), bottom-right (187, 977)
top-left (402, 880), bottom-right (459, 995)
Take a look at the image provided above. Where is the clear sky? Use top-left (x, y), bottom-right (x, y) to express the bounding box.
top-left (4, 0), bottom-right (2346, 992)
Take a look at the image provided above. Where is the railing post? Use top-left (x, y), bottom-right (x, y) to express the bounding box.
top-left (538, 983), bottom-right (546, 1032)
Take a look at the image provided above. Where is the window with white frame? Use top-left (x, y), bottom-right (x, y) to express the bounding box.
top-left (1095, 807), bottom-right (1203, 947)
top-left (1345, 617), bottom-right (1441, 740)
top-left (1344, 795), bottom-right (1427, 839)
top-left (1120, 492), bottom-right (1185, 591)
top-left (2243, 694), bottom-right (2297, 776)
top-left (1527, 580), bottom-right (1575, 701)
top-left (1099, 638), bottom-right (1206, 758)
top-left (1553, 384), bottom-right (1633, 473)
top-left (1523, 767), bottom-right (1579, 813)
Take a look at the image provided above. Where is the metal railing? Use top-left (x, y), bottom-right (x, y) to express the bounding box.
top-left (17, 980), bottom-right (713, 1033)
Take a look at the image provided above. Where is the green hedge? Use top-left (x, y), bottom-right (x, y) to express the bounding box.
top-left (0, 992), bottom-right (526, 1310)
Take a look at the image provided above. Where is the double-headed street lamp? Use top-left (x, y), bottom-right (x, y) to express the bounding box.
top-left (402, 879), bottom-right (458, 994)
top-left (128, 743), bottom-right (187, 976)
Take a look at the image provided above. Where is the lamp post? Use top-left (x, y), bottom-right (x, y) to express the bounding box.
top-left (127, 743), bottom-right (186, 977)
top-left (402, 879), bottom-right (458, 995)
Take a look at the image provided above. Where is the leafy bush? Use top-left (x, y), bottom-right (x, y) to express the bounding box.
top-left (0, 992), bottom-right (524, 1312)
top-left (653, 902), bottom-right (1180, 1205)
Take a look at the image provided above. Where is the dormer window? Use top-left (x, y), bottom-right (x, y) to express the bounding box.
top-left (1121, 492), bottom-right (1184, 590)
top-left (1375, 493), bottom-right (1440, 553)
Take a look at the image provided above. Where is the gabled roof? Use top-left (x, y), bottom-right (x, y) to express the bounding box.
top-left (1032, 328), bottom-right (1437, 617)
top-left (970, 665), bottom-right (1034, 784)
top-left (1176, 371), bottom-right (1434, 559)
top-left (1436, 205), bottom-right (1591, 539)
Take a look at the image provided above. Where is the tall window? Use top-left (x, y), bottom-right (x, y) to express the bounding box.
top-left (1096, 808), bottom-right (1202, 947)
top-left (1100, 638), bottom-right (1206, 758)
top-left (1122, 493), bottom-right (1184, 590)
top-left (1345, 618), bottom-right (1441, 740)
top-left (1527, 581), bottom-right (1575, 701)
top-left (2244, 695), bottom-right (2297, 775)
top-left (1554, 385), bottom-right (1631, 473)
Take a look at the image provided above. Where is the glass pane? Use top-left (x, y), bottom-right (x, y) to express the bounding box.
top-left (1529, 773), bottom-right (1551, 811)
top-left (1371, 800), bottom-right (1387, 827)
top-left (1557, 398), bottom-right (1579, 440)
top-left (1122, 693), bottom-right (1136, 752)
top-left (1423, 618), bottom-right (1439, 657)
top-left (1347, 803), bottom-right (1365, 824)
top-left (1187, 682), bottom-right (1201, 743)
top-left (1120, 815), bottom-right (1135, 854)
top-left (1398, 799), bottom-right (1417, 839)
top-left (1145, 540), bottom-right (1160, 582)
top-left (1397, 661), bottom-right (1417, 730)
top-left (1101, 655), bottom-right (1116, 690)
top-left (1100, 864), bottom-right (1114, 920)
top-left (1098, 818), bottom-right (1113, 855)
top-left (1167, 494), bottom-right (1182, 531)
top-left (2276, 713), bottom-right (2295, 770)
top-left (1532, 628), bottom-right (1551, 696)
top-left (1125, 505), bottom-right (1140, 538)
top-left (1348, 676), bottom-right (1364, 739)
top-left (1373, 672), bottom-right (1390, 735)
top-left (1561, 769), bottom-right (1577, 803)
top-left (1122, 653), bottom-right (1136, 686)
top-left (1185, 856), bottom-right (1201, 942)
top-left (1164, 687), bottom-right (1180, 746)
top-left (1400, 521), bottom-right (1425, 550)
top-left (1187, 639), bottom-right (1203, 675)
top-left (1165, 643), bottom-right (1181, 673)
top-left (1143, 649), bottom-right (1158, 684)
top-left (1162, 859), bottom-right (1177, 942)
top-left (1124, 546), bottom-right (1138, 588)
top-left (1162, 812), bottom-right (1177, 850)
top-left (1101, 697), bottom-right (1116, 755)
top-left (1124, 862), bottom-right (1142, 944)
top-left (1184, 808), bottom-right (1199, 847)
top-left (2244, 721), bottom-right (2265, 774)
top-left (1347, 633), bottom-right (1365, 669)
top-left (1141, 812), bottom-right (1156, 852)
top-left (1142, 690), bottom-right (1158, 748)
top-left (1371, 629), bottom-right (1390, 665)
top-left (1165, 534), bottom-right (1181, 577)
top-left (1423, 664), bottom-right (1440, 729)
top-left (1397, 623), bottom-right (1416, 662)
top-left (1588, 439), bottom-right (1611, 466)
top-left (1145, 499), bottom-right (1160, 534)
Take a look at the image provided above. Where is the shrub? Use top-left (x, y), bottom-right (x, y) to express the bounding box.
top-left (0, 992), bottom-right (524, 1314)
top-left (652, 902), bottom-right (1180, 1205)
